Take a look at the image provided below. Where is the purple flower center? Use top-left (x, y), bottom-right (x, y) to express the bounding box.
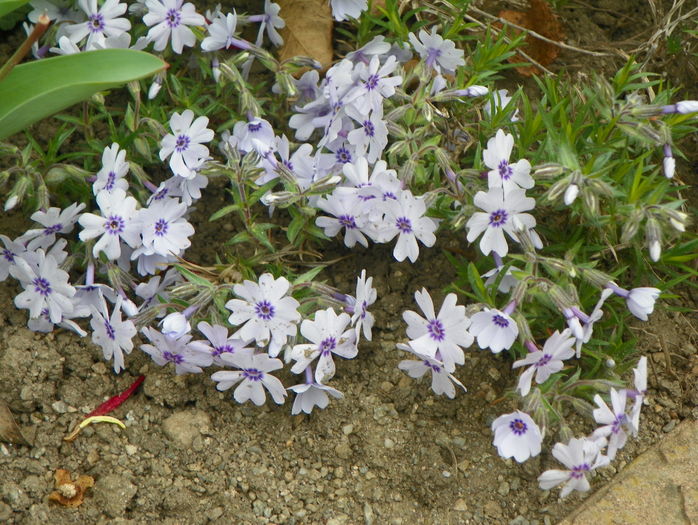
top-left (571, 464), bottom-right (590, 479)
top-left (364, 74), bottom-right (379, 91)
top-left (425, 47), bottom-right (442, 69)
top-left (2, 249), bottom-right (15, 262)
top-left (488, 209), bottom-right (508, 228)
top-left (248, 122), bottom-right (263, 132)
top-left (363, 120), bottom-right (375, 137)
top-left (43, 224), bottom-right (63, 236)
top-left (105, 171), bottom-right (116, 191)
top-left (396, 216), bottom-right (412, 234)
top-left (104, 320), bottom-right (116, 340)
top-left (360, 300), bottom-right (368, 319)
top-left (498, 159), bottom-right (513, 180)
top-left (166, 8), bottom-right (181, 28)
top-left (104, 215), bottom-right (125, 235)
top-left (424, 360), bottom-right (442, 373)
top-left (88, 13), bottom-right (105, 33)
top-left (175, 134), bottom-right (190, 152)
top-left (212, 344), bottom-right (234, 357)
top-left (152, 187), bottom-right (169, 201)
top-left (335, 147), bottom-right (352, 164)
top-left (282, 159), bottom-right (294, 171)
top-left (383, 191), bottom-right (397, 201)
top-left (154, 218), bottom-right (169, 237)
top-left (612, 413), bottom-right (627, 434)
top-left (427, 319), bottom-right (445, 341)
top-left (492, 314), bottom-right (509, 328)
top-left (509, 418), bottom-right (528, 435)
top-left (338, 214), bottom-right (357, 229)
top-left (255, 300), bottom-right (275, 320)
top-left (319, 337), bottom-right (336, 356)
top-left (163, 351), bottom-right (184, 364)
top-left (536, 353), bottom-right (552, 368)
top-left (33, 277), bottom-right (52, 296)
top-left (243, 368), bottom-right (263, 381)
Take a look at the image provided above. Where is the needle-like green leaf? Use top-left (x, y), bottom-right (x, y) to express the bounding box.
top-left (0, 0), bottom-right (30, 19)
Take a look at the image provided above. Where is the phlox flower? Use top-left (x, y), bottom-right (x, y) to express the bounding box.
top-left (316, 189), bottom-right (369, 248)
top-left (64, 0), bottom-right (131, 48)
top-left (288, 307), bottom-right (357, 384)
top-left (0, 235), bottom-right (27, 282)
top-left (483, 264), bottom-right (520, 294)
top-left (135, 197), bottom-right (195, 257)
top-left (468, 307), bottom-right (518, 353)
top-left (592, 388), bottom-right (636, 460)
top-left (19, 202), bottom-right (86, 251)
top-left (330, 0), bottom-right (367, 21)
top-left (28, 0), bottom-right (81, 23)
top-left (620, 286), bottom-right (660, 321)
top-left (201, 12), bottom-right (247, 52)
top-left (377, 190), bottom-right (438, 263)
top-left (396, 343), bottom-right (466, 398)
top-left (346, 55), bottom-right (401, 114)
top-left (78, 188), bottom-right (141, 260)
top-left (346, 35), bottom-right (391, 65)
top-left (196, 321), bottom-right (253, 366)
top-left (403, 288), bottom-right (472, 373)
top-left (90, 297), bottom-right (137, 373)
top-left (231, 118), bottom-right (276, 157)
top-left (347, 269), bottom-right (376, 341)
top-left (483, 89), bottom-right (519, 121)
top-left (160, 109), bottom-right (214, 179)
top-left (538, 437), bottom-right (610, 497)
top-left (465, 188), bottom-right (536, 257)
top-left (11, 250), bottom-right (75, 323)
top-left (483, 129), bottom-right (533, 192)
top-left (491, 411), bottom-right (542, 463)
top-left (143, 0), bottom-right (205, 53)
top-left (513, 329), bottom-right (575, 396)
top-left (159, 311), bottom-right (190, 338)
top-left (408, 28), bottom-right (465, 74)
top-left (255, 1), bottom-right (285, 47)
top-left (274, 136), bottom-right (316, 190)
top-left (211, 348), bottom-right (287, 405)
top-left (289, 381), bottom-right (343, 415)
top-left (93, 142), bottom-right (129, 195)
top-left (346, 107), bottom-right (389, 164)
top-left (140, 326), bottom-right (213, 374)
top-left (226, 273), bottom-right (301, 356)
top-left (629, 356), bottom-right (647, 431)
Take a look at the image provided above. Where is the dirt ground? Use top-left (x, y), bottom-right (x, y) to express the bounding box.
top-left (1, 0), bottom-right (697, 523)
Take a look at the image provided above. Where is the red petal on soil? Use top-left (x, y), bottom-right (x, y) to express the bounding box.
top-left (86, 375), bottom-right (145, 418)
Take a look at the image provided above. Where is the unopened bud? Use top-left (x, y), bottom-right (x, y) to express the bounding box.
top-left (645, 217), bottom-right (661, 262)
top-left (148, 76), bottom-right (162, 100)
top-left (581, 268), bottom-right (613, 288)
top-left (563, 183), bottom-right (579, 205)
top-left (581, 187), bottom-right (598, 215)
top-left (534, 163), bottom-right (565, 178)
top-left (620, 207), bottom-right (644, 243)
top-left (5, 176), bottom-right (30, 211)
top-left (675, 100), bottom-right (698, 114)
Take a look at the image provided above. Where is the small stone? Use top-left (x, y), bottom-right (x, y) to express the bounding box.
top-left (93, 474), bottom-right (137, 518)
top-left (342, 424), bottom-right (354, 436)
top-left (335, 442), bottom-right (352, 460)
top-left (207, 507), bottom-right (224, 520)
top-left (384, 438), bottom-right (395, 449)
top-left (509, 516), bottom-right (529, 525)
top-left (453, 498), bottom-right (468, 511)
top-left (498, 481), bottom-right (510, 496)
top-left (484, 501), bottom-right (503, 518)
top-left (124, 445), bottom-right (137, 456)
top-left (51, 401), bottom-right (69, 414)
top-left (662, 420), bottom-right (677, 433)
top-left (162, 410), bottom-right (210, 448)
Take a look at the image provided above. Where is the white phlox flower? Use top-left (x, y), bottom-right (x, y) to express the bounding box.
top-left (538, 437), bottom-right (610, 497)
top-left (513, 329), bottom-right (575, 396)
top-left (19, 202), bottom-right (86, 251)
top-left (64, 0), bottom-right (131, 48)
top-left (135, 197), bottom-right (195, 257)
top-left (315, 189), bottom-right (370, 248)
top-left (160, 109), bottom-right (214, 179)
top-left (408, 28), bottom-right (465, 74)
top-left (197, 321), bottom-right (254, 366)
top-left (468, 307), bottom-right (518, 353)
top-left (483, 129), bottom-right (533, 192)
top-left (143, 0), bottom-right (205, 53)
top-left (592, 388), bottom-right (635, 460)
top-left (348, 269), bottom-right (377, 341)
top-left (201, 11), bottom-right (243, 52)
top-left (211, 348), bottom-right (287, 405)
top-left (140, 326), bottom-right (213, 374)
top-left (90, 297), bottom-right (137, 373)
top-left (94, 143), bottom-right (129, 195)
top-left (396, 342), bottom-right (466, 398)
top-left (330, 0), bottom-right (367, 21)
top-left (289, 382), bottom-right (343, 415)
top-left (491, 410), bottom-right (542, 463)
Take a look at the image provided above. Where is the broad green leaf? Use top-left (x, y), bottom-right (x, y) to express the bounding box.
top-left (0, 0), bottom-right (29, 18)
top-left (0, 49), bottom-right (167, 140)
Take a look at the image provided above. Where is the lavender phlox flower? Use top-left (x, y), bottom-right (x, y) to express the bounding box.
top-left (661, 100), bottom-right (698, 114)
top-left (232, 117), bottom-right (276, 157)
top-left (134, 251), bottom-right (179, 276)
top-left (140, 326), bottom-right (213, 374)
top-left (466, 188), bottom-right (535, 257)
top-left (160, 311), bottom-right (191, 338)
top-left (538, 437), bottom-right (610, 497)
top-left (11, 250), bottom-right (75, 323)
top-left (576, 288), bottom-right (613, 357)
top-left (288, 307), bottom-right (357, 384)
top-left (27, 305), bottom-right (87, 336)
top-left (211, 348), bottom-right (287, 405)
top-left (273, 135), bottom-right (316, 189)
top-left (93, 142), bottom-right (129, 195)
top-left (29, 0), bottom-right (81, 23)
top-left (160, 109), bottom-right (214, 179)
top-left (21, 238), bottom-right (68, 270)
top-left (347, 269), bottom-right (376, 341)
top-left (483, 263), bottom-right (521, 294)
top-left (408, 28), bottom-right (465, 74)
top-left (605, 283), bottom-right (660, 321)
top-left (156, 172), bottom-right (209, 206)
top-left (430, 74), bottom-right (448, 96)
top-left (484, 89), bottom-right (519, 121)
top-left (78, 188), bottom-right (141, 260)
top-left (50, 35), bottom-right (82, 56)
top-left (197, 321), bottom-right (254, 366)
top-left (273, 69), bottom-right (320, 105)
top-left (289, 379), bottom-right (343, 415)
top-left (135, 268), bottom-right (180, 313)
top-left (143, 0), bottom-right (205, 53)
top-left (201, 11), bottom-right (249, 52)
top-left (346, 106), bottom-right (389, 164)
top-left (513, 329), bottom-right (575, 396)
top-left (592, 388), bottom-right (635, 460)
top-left (248, 0), bottom-right (284, 47)
top-left (330, 0), bottom-right (367, 21)
top-left (0, 235), bottom-right (27, 282)
top-left (483, 129), bottom-right (533, 192)
top-left (316, 189), bottom-right (370, 248)
top-left (345, 55), bottom-right (401, 114)
top-left (396, 342), bottom-right (466, 398)
top-left (629, 356), bottom-right (647, 431)
top-left (64, 0), bottom-right (131, 48)
top-left (403, 288), bottom-right (472, 373)
top-left (135, 197), bottom-right (195, 257)
top-left (661, 143), bottom-right (675, 179)
top-left (468, 305), bottom-right (518, 353)
top-left (226, 273), bottom-right (301, 357)
top-left (91, 297), bottom-right (137, 373)
top-left (491, 410), bottom-right (542, 463)
top-left (19, 202), bottom-right (86, 251)
top-left (345, 35), bottom-right (391, 65)
top-left (374, 190), bottom-right (438, 263)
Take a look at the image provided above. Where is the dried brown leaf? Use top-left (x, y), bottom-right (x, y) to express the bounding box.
top-left (48, 469), bottom-right (94, 507)
top-left (0, 399), bottom-right (31, 446)
top-left (498, 0), bottom-right (565, 76)
top-left (278, 0), bottom-right (334, 70)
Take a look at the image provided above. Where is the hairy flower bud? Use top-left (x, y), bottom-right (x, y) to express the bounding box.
top-left (645, 217), bottom-right (662, 262)
top-left (620, 207), bottom-right (644, 243)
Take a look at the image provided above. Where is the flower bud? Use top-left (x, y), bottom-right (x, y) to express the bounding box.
top-left (161, 312), bottom-right (191, 338)
top-left (620, 207), bottom-right (644, 243)
top-left (148, 76), bottom-right (162, 100)
top-left (676, 100), bottom-right (698, 114)
top-left (645, 217), bottom-right (661, 262)
top-left (563, 183), bottom-right (579, 205)
top-left (534, 163), bottom-right (565, 178)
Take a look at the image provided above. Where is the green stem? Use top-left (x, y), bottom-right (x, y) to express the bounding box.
top-left (0, 14), bottom-right (51, 83)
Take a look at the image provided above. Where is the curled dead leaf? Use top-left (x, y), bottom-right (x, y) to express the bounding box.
top-left (497, 0), bottom-right (565, 76)
top-left (48, 469), bottom-right (94, 507)
top-left (277, 0), bottom-right (334, 70)
top-left (0, 399), bottom-right (31, 446)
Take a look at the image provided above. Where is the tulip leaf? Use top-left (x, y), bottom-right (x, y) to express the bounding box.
top-left (0, 0), bottom-right (30, 19)
top-left (0, 49), bottom-right (167, 140)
